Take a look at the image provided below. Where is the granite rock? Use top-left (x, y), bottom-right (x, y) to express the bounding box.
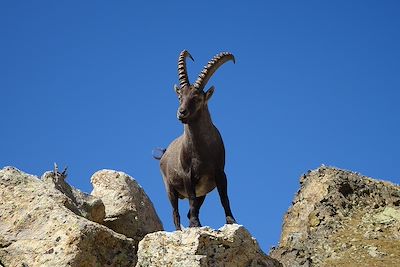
top-left (91, 170), bottom-right (163, 243)
top-left (270, 166), bottom-right (400, 267)
top-left (0, 166), bottom-right (136, 267)
top-left (136, 224), bottom-right (282, 267)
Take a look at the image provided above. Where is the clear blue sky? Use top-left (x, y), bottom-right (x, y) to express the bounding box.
top-left (1, 1), bottom-right (399, 252)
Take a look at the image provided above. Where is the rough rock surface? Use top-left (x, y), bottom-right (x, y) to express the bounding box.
top-left (270, 166), bottom-right (400, 267)
top-left (42, 169), bottom-right (105, 224)
top-left (0, 166), bottom-right (136, 267)
top-left (91, 170), bottom-right (163, 242)
top-left (136, 224), bottom-right (282, 267)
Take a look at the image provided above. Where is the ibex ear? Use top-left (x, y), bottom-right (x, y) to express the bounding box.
top-left (174, 84), bottom-right (181, 95)
top-left (205, 86), bottom-right (215, 102)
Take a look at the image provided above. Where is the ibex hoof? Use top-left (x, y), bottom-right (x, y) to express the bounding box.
top-left (189, 219), bottom-right (202, 228)
top-left (226, 216), bottom-right (236, 224)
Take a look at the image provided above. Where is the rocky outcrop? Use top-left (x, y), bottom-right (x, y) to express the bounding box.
top-left (0, 166), bottom-right (137, 267)
top-left (6, 164), bottom-right (399, 267)
top-left (270, 166), bottom-right (400, 267)
top-left (2, 166), bottom-right (279, 267)
top-left (136, 224), bottom-right (282, 267)
top-left (91, 170), bottom-right (163, 242)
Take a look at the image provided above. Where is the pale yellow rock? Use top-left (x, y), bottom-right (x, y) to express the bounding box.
top-left (90, 170), bottom-right (163, 242)
top-left (373, 207), bottom-right (400, 224)
top-left (136, 224), bottom-right (282, 267)
top-left (0, 167), bottom-right (136, 267)
top-left (0, 166), bottom-right (283, 267)
top-left (41, 170), bottom-right (105, 224)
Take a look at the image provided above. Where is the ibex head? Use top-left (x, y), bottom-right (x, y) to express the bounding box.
top-left (174, 50), bottom-right (235, 124)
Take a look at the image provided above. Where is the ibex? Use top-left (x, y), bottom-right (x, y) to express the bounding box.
top-left (158, 50), bottom-right (236, 230)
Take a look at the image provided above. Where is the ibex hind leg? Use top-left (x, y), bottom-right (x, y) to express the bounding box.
top-left (168, 188), bottom-right (181, 230)
top-left (216, 171), bottom-right (236, 225)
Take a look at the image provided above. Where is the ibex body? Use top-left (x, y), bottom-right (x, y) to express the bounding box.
top-left (159, 50), bottom-right (236, 230)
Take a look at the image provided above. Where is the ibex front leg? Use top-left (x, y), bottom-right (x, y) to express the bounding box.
top-left (187, 195), bottom-right (206, 223)
top-left (216, 171), bottom-right (236, 224)
top-left (184, 172), bottom-right (202, 227)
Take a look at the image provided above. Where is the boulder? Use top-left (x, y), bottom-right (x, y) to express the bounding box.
top-left (270, 166), bottom-right (400, 267)
top-left (91, 170), bottom-right (163, 243)
top-left (136, 224), bottom-right (282, 267)
top-left (0, 166), bottom-right (136, 267)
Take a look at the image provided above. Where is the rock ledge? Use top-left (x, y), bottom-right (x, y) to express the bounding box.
top-left (136, 224), bottom-right (282, 267)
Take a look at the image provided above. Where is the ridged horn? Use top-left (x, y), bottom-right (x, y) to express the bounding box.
top-left (178, 50), bottom-right (194, 89)
top-left (193, 52), bottom-right (235, 91)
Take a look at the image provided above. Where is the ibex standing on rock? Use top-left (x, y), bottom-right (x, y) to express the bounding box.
top-left (159, 50), bottom-right (236, 230)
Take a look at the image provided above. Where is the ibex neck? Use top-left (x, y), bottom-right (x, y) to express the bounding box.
top-left (183, 106), bottom-right (215, 145)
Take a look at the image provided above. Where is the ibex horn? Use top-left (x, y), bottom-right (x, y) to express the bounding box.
top-left (193, 52), bottom-right (235, 91)
top-left (178, 50), bottom-right (194, 89)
